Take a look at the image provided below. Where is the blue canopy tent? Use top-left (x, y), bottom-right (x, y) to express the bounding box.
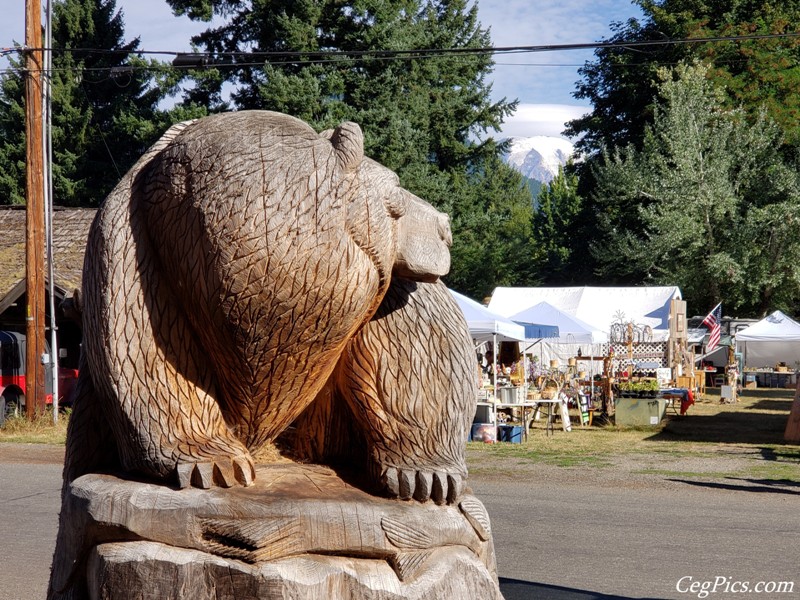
top-left (515, 322), bottom-right (560, 340)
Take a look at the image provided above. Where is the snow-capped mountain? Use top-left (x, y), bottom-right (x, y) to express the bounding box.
top-left (502, 136), bottom-right (575, 184)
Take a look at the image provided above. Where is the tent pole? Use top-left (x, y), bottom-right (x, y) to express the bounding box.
top-left (523, 348), bottom-right (528, 400)
top-left (493, 333), bottom-right (498, 425)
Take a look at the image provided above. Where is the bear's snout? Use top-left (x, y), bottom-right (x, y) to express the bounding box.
top-left (437, 213), bottom-right (452, 248)
top-left (392, 200), bottom-right (451, 282)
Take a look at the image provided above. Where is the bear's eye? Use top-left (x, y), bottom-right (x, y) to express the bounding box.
top-left (385, 189), bottom-right (408, 218)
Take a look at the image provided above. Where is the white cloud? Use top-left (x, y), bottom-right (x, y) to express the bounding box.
top-left (0, 2), bottom-right (208, 72)
top-left (497, 103), bottom-right (589, 139)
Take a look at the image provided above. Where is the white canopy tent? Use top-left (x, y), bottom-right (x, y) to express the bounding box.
top-left (450, 289), bottom-right (526, 344)
top-left (510, 301), bottom-right (607, 345)
top-left (451, 291), bottom-right (578, 426)
top-left (508, 301), bottom-right (608, 377)
top-left (735, 310), bottom-right (800, 369)
top-left (488, 285), bottom-right (681, 342)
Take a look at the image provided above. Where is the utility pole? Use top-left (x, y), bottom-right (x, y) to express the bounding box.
top-left (25, 0), bottom-right (47, 417)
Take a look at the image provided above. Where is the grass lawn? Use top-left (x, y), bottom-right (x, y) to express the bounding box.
top-left (467, 391), bottom-right (800, 483)
top-left (0, 409), bottom-right (69, 445)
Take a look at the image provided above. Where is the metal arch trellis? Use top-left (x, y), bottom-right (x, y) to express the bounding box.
top-left (609, 311), bottom-right (661, 376)
top-left (609, 311), bottom-right (653, 344)
top-left (609, 322), bottom-right (627, 345)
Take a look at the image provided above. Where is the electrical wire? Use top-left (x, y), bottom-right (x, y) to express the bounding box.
top-left (1, 29), bottom-right (799, 76)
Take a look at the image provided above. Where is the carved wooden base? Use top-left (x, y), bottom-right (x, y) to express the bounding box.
top-left (49, 464), bottom-right (503, 600)
top-left (87, 541), bottom-right (499, 599)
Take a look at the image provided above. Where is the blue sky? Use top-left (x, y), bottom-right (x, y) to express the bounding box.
top-left (1, 0), bottom-right (644, 138)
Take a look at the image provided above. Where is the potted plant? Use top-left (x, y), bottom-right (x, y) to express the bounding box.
top-left (617, 379), bottom-right (659, 398)
top-left (641, 379), bottom-right (660, 398)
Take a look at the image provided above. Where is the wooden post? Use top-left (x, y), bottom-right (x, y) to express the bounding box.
top-left (725, 345), bottom-right (738, 404)
top-left (785, 379), bottom-right (800, 442)
top-left (603, 354), bottom-right (614, 415)
top-left (25, 0), bottom-right (47, 417)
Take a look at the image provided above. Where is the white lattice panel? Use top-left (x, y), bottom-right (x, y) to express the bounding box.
top-left (609, 342), bottom-right (668, 371)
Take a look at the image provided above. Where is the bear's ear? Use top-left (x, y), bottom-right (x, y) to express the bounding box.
top-left (385, 188), bottom-right (408, 218)
top-left (325, 121), bottom-right (364, 174)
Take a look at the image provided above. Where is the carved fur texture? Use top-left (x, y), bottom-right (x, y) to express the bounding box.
top-left (337, 279), bottom-right (476, 504)
top-left (67, 111), bottom-right (460, 492)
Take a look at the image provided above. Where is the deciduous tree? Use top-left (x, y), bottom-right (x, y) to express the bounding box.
top-left (590, 62), bottom-right (800, 315)
top-left (567, 0), bottom-right (800, 154)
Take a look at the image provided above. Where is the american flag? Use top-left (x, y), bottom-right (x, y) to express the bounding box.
top-left (702, 303), bottom-right (722, 352)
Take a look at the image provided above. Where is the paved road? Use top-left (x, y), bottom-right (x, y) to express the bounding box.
top-left (0, 444), bottom-right (797, 600)
top-left (471, 476), bottom-right (799, 599)
top-left (0, 446), bottom-right (63, 600)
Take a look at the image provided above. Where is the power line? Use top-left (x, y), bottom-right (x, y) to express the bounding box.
top-left (2, 29), bottom-right (799, 77)
top-left (4, 29), bottom-right (800, 61)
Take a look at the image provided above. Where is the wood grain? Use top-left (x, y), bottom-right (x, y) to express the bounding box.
top-left (49, 465), bottom-right (502, 599)
top-left (50, 110), bottom-right (500, 600)
top-left (66, 111), bottom-right (453, 487)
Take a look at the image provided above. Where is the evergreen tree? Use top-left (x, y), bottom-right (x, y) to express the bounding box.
top-left (530, 164), bottom-right (584, 284)
top-left (167, 0), bottom-right (535, 297)
top-left (0, 0), bottom-right (204, 207)
top-left (0, 60), bottom-right (26, 205)
top-left (438, 155), bottom-right (538, 300)
top-left (565, 16), bottom-right (680, 157)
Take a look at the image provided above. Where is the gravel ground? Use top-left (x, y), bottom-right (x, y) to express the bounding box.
top-left (1, 440), bottom-right (792, 494)
top-left (0, 442), bottom-right (64, 465)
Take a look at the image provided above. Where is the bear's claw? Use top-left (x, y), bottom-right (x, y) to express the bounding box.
top-left (176, 455), bottom-right (255, 489)
top-left (381, 466), bottom-right (465, 505)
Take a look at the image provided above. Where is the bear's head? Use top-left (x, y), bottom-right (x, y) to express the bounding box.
top-left (325, 122), bottom-right (452, 284)
top-left (380, 175), bottom-right (452, 282)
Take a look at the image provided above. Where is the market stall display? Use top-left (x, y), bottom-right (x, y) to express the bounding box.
top-left (736, 311), bottom-right (800, 374)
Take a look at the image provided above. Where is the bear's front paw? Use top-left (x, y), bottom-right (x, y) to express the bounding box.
top-left (380, 465), bottom-right (465, 505)
top-left (175, 454), bottom-right (256, 489)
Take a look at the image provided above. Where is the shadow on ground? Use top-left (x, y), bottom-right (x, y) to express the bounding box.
top-left (760, 446), bottom-right (800, 461)
top-left (647, 411), bottom-right (790, 445)
top-left (667, 477), bottom-right (800, 495)
top-left (746, 398), bottom-right (794, 412)
top-left (499, 577), bottom-right (657, 600)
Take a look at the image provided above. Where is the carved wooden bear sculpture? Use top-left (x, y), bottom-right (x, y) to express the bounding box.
top-left (65, 110), bottom-right (471, 504)
top-left (294, 278), bottom-right (476, 504)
